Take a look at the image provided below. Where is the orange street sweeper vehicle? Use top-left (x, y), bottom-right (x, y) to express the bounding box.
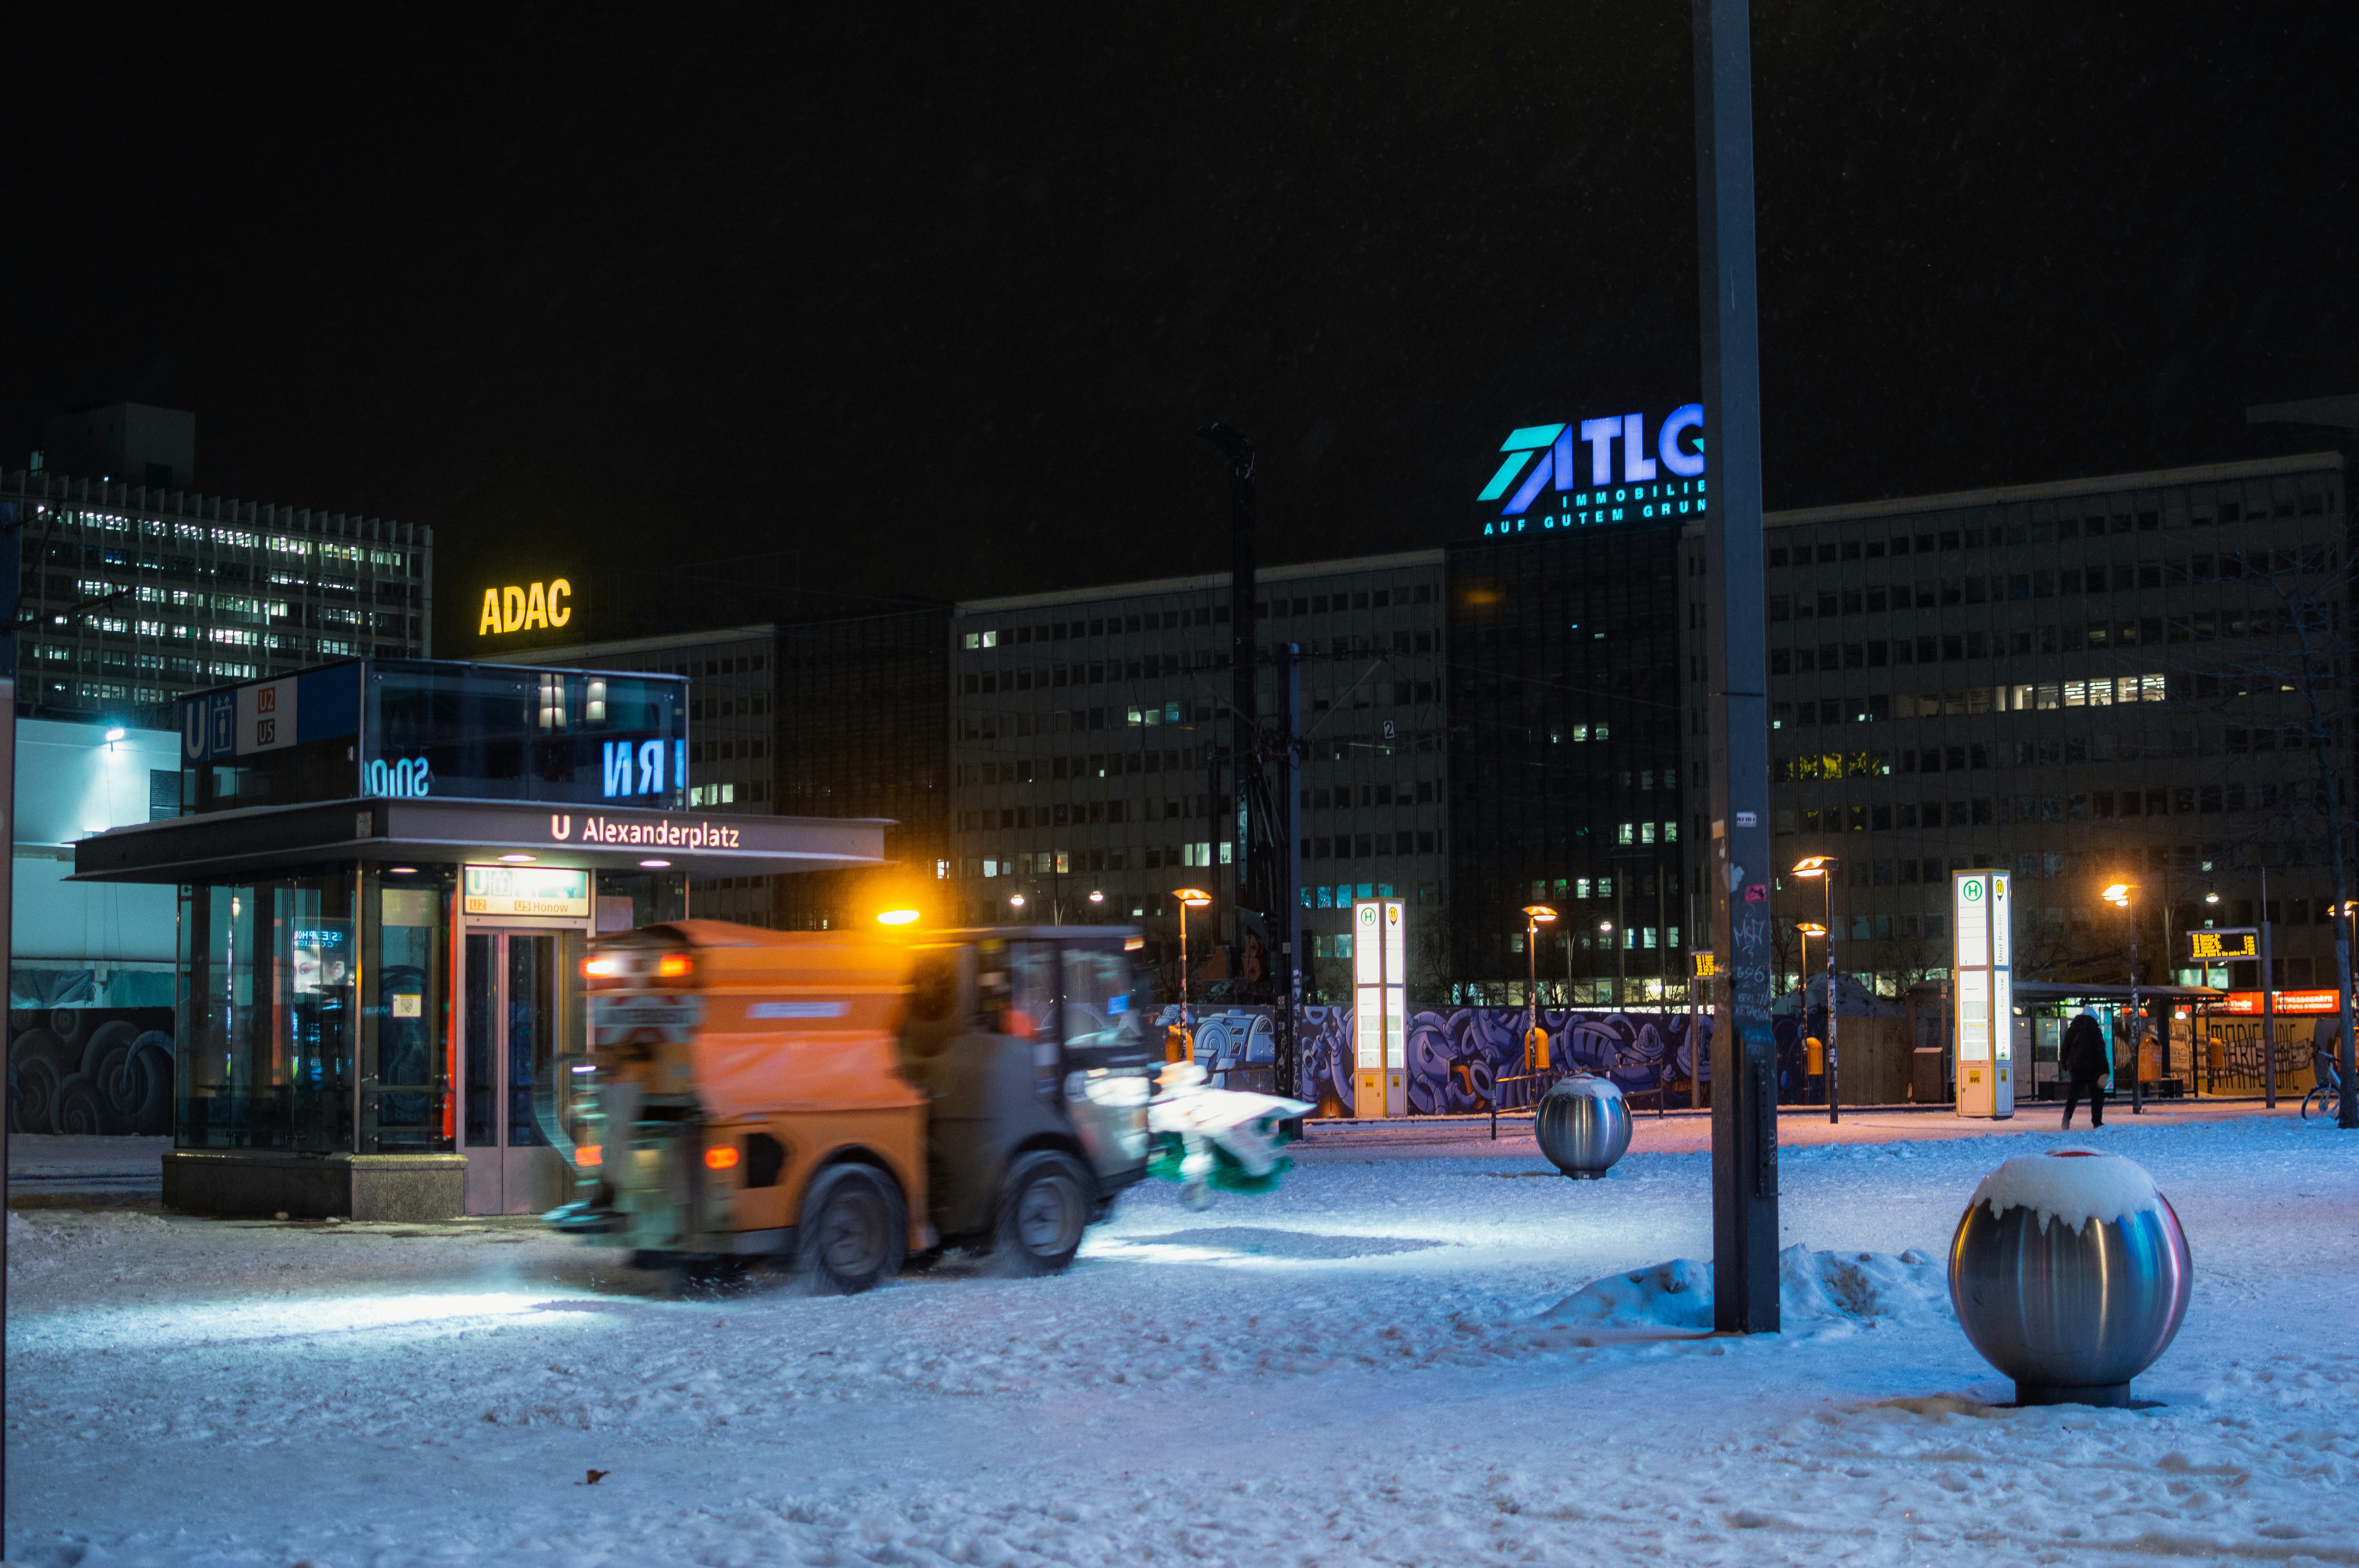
top-left (552, 920), bottom-right (1156, 1291)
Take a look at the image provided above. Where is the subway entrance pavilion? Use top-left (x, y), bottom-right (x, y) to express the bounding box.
top-left (70, 659), bottom-right (885, 1220)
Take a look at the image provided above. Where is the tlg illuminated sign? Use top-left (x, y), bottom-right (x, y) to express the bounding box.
top-left (1477, 405), bottom-right (1707, 535)
top-left (478, 579), bottom-right (574, 637)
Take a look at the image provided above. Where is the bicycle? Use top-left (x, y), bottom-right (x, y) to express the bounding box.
top-left (2301, 1051), bottom-right (2348, 1122)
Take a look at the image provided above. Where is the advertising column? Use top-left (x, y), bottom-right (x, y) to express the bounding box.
top-left (1952, 869), bottom-right (2014, 1118)
top-left (1351, 898), bottom-right (1407, 1117)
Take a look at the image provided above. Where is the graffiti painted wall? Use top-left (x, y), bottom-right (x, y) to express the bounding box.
top-left (1158, 1004), bottom-right (1712, 1117)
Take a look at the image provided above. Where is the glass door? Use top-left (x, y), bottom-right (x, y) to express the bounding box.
top-left (461, 931), bottom-right (564, 1214)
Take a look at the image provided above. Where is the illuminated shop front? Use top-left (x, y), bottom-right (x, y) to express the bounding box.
top-left (72, 659), bottom-right (886, 1220)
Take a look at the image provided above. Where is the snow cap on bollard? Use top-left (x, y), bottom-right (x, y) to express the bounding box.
top-left (1948, 1148), bottom-right (2191, 1408)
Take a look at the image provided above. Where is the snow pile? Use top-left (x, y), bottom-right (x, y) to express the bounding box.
top-left (1542, 1255), bottom-right (1715, 1330)
top-left (1970, 1148), bottom-right (2161, 1233)
top-left (1543, 1244), bottom-right (1949, 1332)
top-left (1776, 1245), bottom-right (1950, 1323)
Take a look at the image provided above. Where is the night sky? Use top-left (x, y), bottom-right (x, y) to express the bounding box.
top-left (6, 5), bottom-right (2353, 644)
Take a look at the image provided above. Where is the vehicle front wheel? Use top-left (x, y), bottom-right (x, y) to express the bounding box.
top-left (992, 1151), bottom-right (1092, 1276)
top-left (795, 1164), bottom-right (907, 1296)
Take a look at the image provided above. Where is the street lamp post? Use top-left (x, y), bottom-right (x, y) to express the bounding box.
top-left (1792, 856), bottom-right (1842, 1123)
top-left (1174, 887), bottom-right (1212, 1038)
top-left (1796, 919), bottom-right (1827, 1101)
top-left (1598, 920), bottom-right (1614, 1007)
top-left (1523, 904), bottom-right (1559, 1069)
top-left (2104, 881), bottom-right (2142, 1115)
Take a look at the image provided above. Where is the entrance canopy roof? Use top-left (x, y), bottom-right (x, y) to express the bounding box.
top-left (71, 796), bottom-right (889, 883)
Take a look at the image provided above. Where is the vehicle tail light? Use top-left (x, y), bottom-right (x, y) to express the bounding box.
top-left (704, 1145), bottom-right (739, 1171)
top-left (582, 954), bottom-right (627, 980)
top-left (657, 953), bottom-right (693, 979)
top-left (575, 1144), bottom-right (602, 1169)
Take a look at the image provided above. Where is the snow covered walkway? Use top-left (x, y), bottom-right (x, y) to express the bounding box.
top-left (7, 1111), bottom-right (2356, 1565)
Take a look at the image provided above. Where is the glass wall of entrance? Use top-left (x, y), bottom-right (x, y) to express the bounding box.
top-left (176, 859), bottom-right (665, 1213)
top-left (461, 925), bottom-right (588, 1214)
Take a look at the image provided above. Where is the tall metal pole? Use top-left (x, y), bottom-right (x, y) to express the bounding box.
top-left (2261, 864), bottom-right (2276, 1107)
top-left (1279, 642), bottom-right (1301, 1097)
top-left (2128, 889), bottom-right (2143, 1115)
top-left (1695, 0), bottom-right (1779, 1334)
top-left (1200, 423), bottom-right (1257, 959)
top-left (2341, 897), bottom-right (2357, 1127)
top-left (0, 677), bottom-right (13, 1541)
top-left (1615, 876), bottom-right (1628, 1008)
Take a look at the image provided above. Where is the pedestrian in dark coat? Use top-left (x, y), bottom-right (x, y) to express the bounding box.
top-left (2061, 1008), bottom-right (2110, 1128)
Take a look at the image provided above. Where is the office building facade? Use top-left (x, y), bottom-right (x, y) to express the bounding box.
top-left (1761, 451), bottom-right (2350, 995)
top-left (3, 467), bottom-right (429, 720)
top-left (949, 552), bottom-right (1448, 998)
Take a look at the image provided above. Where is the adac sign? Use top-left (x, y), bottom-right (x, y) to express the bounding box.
top-left (478, 579), bottom-right (574, 638)
top-left (1477, 405), bottom-right (1708, 536)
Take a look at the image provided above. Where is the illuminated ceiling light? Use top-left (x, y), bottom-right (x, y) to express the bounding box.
top-left (498, 853), bottom-right (535, 864)
top-left (639, 858), bottom-right (671, 868)
top-left (389, 866), bottom-right (418, 875)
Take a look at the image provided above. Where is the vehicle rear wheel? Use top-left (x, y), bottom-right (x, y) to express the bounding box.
top-left (992, 1151), bottom-right (1091, 1276)
top-left (795, 1164), bottom-right (906, 1296)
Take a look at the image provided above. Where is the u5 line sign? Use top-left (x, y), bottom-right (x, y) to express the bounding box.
top-left (1478, 405), bottom-right (1707, 535)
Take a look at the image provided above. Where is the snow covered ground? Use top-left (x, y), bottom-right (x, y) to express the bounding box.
top-left (7, 1108), bottom-right (2357, 1566)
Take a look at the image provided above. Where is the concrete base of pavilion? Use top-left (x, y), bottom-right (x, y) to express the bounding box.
top-left (162, 1150), bottom-right (468, 1220)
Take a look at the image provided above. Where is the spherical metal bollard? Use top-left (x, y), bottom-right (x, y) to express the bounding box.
top-left (1948, 1149), bottom-right (2192, 1408)
top-left (1534, 1074), bottom-right (1632, 1179)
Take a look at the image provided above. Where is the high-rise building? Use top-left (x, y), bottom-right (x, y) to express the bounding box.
top-left (3, 466), bottom-right (429, 720)
top-left (771, 607), bottom-right (952, 933)
top-left (949, 553), bottom-right (1447, 998)
top-left (1445, 514), bottom-right (1696, 1004)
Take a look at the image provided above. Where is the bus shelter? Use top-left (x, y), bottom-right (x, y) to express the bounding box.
top-left (69, 659), bottom-right (887, 1220)
top-left (2011, 982), bottom-right (2223, 1101)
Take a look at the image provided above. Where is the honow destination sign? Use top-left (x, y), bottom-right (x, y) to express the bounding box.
top-left (1478, 405), bottom-right (1707, 535)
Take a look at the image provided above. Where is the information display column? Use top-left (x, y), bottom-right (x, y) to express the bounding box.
top-left (1952, 869), bottom-right (2014, 1119)
top-left (1351, 898), bottom-right (1407, 1117)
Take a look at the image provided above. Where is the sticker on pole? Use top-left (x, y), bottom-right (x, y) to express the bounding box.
top-left (592, 993), bottom-right (705, 1044)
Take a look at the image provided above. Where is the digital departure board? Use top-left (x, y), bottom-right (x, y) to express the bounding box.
top-left (2188, 928), bottom-right (2259, 962)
